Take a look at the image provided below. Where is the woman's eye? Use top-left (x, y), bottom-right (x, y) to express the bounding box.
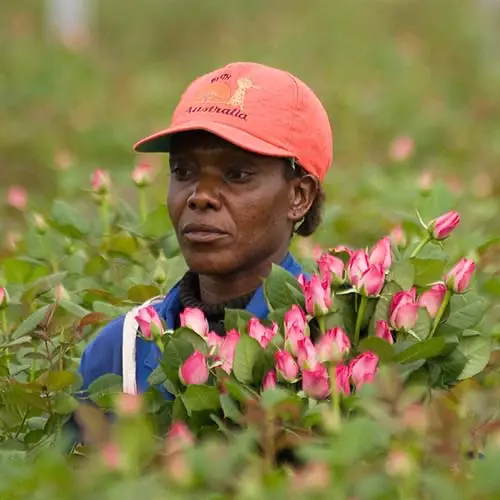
top-left (171, 166), bottom-right (194, 181)
top-left (225, 169), bottom-right (253, 182)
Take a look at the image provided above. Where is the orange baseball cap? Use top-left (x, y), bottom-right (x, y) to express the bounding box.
top-left (133, 62), bottom-right (333, 181)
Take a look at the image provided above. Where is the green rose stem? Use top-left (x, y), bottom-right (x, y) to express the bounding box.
top-left (1, 310), bottom-right (7, 334)
top-left (410, 234), bottom-right (432, 259)
top-left (354, 295), bottom-right (368, 345)
top-left (428, 288), bottom-right (452, 338)
top-left (40, 235), bottom-right (58, 273)
top-left (138, 187), bottom-right (149, 223)
top-left (99, 196), bottom-right (111, 236)
top-left (318, 316), bottom-right (326, 335)
top-left (328, 363), bottom-right (341, 430)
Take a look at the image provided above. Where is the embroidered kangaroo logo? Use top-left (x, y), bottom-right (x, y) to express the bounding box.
top-left (192, 77), bottom-right (258, 110)
top-left (226, 78), bottom-right (259, 110)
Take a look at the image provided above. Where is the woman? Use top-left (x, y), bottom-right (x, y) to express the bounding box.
top-left (77, 61), bottom-right (332, 403)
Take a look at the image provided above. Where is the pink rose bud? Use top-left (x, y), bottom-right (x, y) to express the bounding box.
top-left (302, 365), bottom-right (330, 399)
top-left (248, 317), bottom-right (278, 349)
top-left (428, 211), bottom-right (460, 240)
top-left (389, 135), bottom-right (414, 162)
top-left (262, 370), bottom-right (277, 390)
top-left (444, 258), bottom-right (476, 294)
top-left (275, 350), bottom-right (299, 382)
top-left (349, 351), bottom-right (379, 389)
top-left (166, 421), bottom-right (194, 454)
top-left (91, 169), bottom-right (111, 194)
top-left (0, 287), bottom-right (9, 309)
top-left (418, 283), bottom-right (447, 318)
top-left (347, 250), bottom-right (370, 288)
top-left (285, 323), bottom-right (306, 357)
top-left (300, 274), bottom-right (331, 316)
top-left (131, 161), bottom-right (156, 187)
top-left (297, 337), bottom-right (318, 371)
top-left (206, 331), bottom-right (224, 350)
top-left (418, 170), bottom-right (433, 192)
top-left (180, 307), bottom-right (209, 338)
top-left (356, 264), bottom-right (385, 297)
top-left (284, 304), bottom-right (307, 336)
top-left (334, 364), bottom-right (351, 396)
top-left (375, 320), bottom-right (393, 344)
top-left (6, 185), bottom-right (28, 211)
top-left (316, 327), bottom-right (351, 363)
top-left (389, 288), bottom-right (419, 330)
top-left (135, 305), bottom-right (163, 340)
top-left (179, 351), bottom-right (209, 385)
top-left (369, 237), bottom-right (392, 271)
top-left (317, 252), bottom-right (344, 285)
top-left (216, 329), bottom-right (240, 374)
top-left (390, 224), bottom-right (407, 247)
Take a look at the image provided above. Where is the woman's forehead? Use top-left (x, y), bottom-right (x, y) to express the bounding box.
top-left (170, 130), bottom-right (249, 156)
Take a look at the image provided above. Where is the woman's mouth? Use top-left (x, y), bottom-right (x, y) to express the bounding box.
top-left (182, 223), bottom-right (229, 243)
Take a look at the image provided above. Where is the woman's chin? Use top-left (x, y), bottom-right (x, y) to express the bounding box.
top-left (183, 252), bottom-right (239, 277)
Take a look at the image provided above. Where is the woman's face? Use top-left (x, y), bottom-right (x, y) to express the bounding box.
top-left (167, 131), bottom-right (316, 277)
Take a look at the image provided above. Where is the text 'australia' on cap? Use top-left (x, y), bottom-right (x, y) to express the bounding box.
top-left (134, 62), bottom-right (333, 181)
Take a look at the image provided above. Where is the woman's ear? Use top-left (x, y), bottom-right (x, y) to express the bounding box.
top-left (288, 175), bottom-right (319, 224)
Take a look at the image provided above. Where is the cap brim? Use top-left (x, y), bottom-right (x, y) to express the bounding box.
top-left (133, 121), bottom-right (294, 159)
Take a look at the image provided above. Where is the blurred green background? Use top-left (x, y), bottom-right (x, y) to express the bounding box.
top-left (2, 0), bottom-right (500, 248)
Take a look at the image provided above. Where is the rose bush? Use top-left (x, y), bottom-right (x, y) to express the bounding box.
top-left (0, 168), bottom-right (498, 499)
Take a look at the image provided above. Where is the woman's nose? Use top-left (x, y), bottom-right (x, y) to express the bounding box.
top-left (187, 177), bottom-right (222, 211)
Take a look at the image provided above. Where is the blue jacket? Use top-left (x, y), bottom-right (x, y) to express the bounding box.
top-left (78, 253), bottom-right (303, 398)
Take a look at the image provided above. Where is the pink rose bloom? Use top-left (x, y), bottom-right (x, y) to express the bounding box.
top-left (444, 258), bottom-right (476, 294)
top-left (180, 307), bottom-right (209, 338)
top-left (418, 283), bottom-right (447, 318)
top-left (275, 350), bottom-right (299, 382)
top-left (349, 352), bottom-right (379, 389)
top-left (297, 337), bottom-right (318, 371)
top-left (369, 236), bottom-right (392, 271)
top-left (317, 252), bottom-right (344, 284)
top-left (316, 327), bottom-right (351, 363)
top-left (135, 305), bottom-right (163, 340)
top-left (217, 330), bottom-right (240, 374)
top-left (131, 161), bottom-right (156, 187)
top-left (91, 169), bottom-right (111, 194)
top-left (389, 288), bottom-right (419, 330)
top-left (300, 274), bottom-right (331, 316)
top-left (6, 185), bottom-right (28, 210)
top-left (262, 370), bottom-right (277, 390)
top-left (375, 319), bottom-right (393, 344)
top-left (248, 317), bottom-right (278, 349)
top-left (179, 351), bottom-right (209, 385)
top-left (302, 365), bottom-right (330, 399)
top-left (428, 211), bottom-right (460, 240)
top-left (334, 364), bottom-right (351, 396)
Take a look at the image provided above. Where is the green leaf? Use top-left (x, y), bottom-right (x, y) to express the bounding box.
top-left (458, 336), bottom-right (491, 380)
top-left (127, 285), bottom-right (161, 303)
top-left (21, 272), bottom-right (68, 303)
top-left (87, 373), bottom-right (123, 395)
top-left (358, 337), bottom-right (395, 362)
top-left (141, 206), bottom-right (172, 238)
top-left (412, 258), bottom-right (447, 287)
top-left (2, 257), bottom-right (35, 284)
top-left (223, 379), bottom-right (256, 403)
top-left (172, 397), bottom-right (188, 421)
top-left (38, 370), bottom-right (79, 391)
top-left (224, 309), bottom-right (254, 333)
top-left (393, 337), bottom-right (446, 364)
top-left (476, 236), bottom-right (500, 256)
top-left (103, 231), bottom-right (138, 257)
top-left (162, 337), bottom-right (194, 383)
top-left (433, 348), bottom-right (468, 387)
top-left (260, 388), bottom-right (296, 409)
top-left (390, 261), bottom-right (415, 290)
top-left (220, 393), bottom-right (242, 422)
top-left (11, 304), bottom-right (53, 339)
top-left (53, 392), bottom-right (79, 414)
top-left (173, 327), bottom-right (209, 355)
top-left (233, 335), bottom-right (262, 384)
top-left (147, 365), bottom-right (167, 386)
top-left (58, 299), bottom-right (90, 318)
top-left (412, 308), bottom-right (432, 340)
top-left (442, 293), bottom-right (489, 332)
top-left (325, 293), bottom-right (357, 333)
top-left (181, 385), bottom-right (221, 415)
top-left (50, 200), bottom-right (89, 238)
top-left (263, 264), bottom-right (304, 311)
